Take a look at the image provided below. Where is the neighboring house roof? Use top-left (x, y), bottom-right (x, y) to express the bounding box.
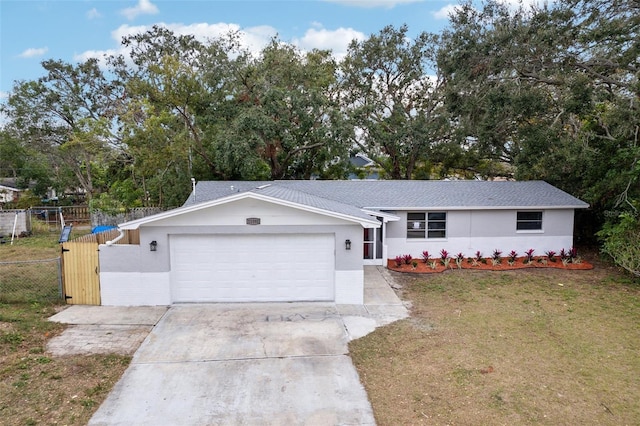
top-left (185, 180), bottom-right (589, 211)
top-left (350, 153), bottom-right (376, 168)
top-left (0, 184), bottom-right (21, 192)
top-left (0, 178), bottom-right (20, 189)
top-left (348, 153), bottom-right (380, 180)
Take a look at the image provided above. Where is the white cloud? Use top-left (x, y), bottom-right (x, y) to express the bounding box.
top-left (495, 0), bottom-right (557, 12)
top-left (0, 91), bottom-right (8, 99)
top-left (73, 48), bottom-right (119, 65)
top-left (86, 7), bottom-right (101, 19)
top-left (323, 0), bottom-right (422, 9)
top-left (18, 47), bottom-right (48, 58)
top-left (112, 22), bottom-right (276, 52)
top-left (120, 0), bottom-right (159, 21)
top-left (433, 0), bottom-right (552, 21)
top-left (236, 25), bottom-right (279, 54)
top-left (432, 4), bottom-right (461, 20)
top-left (76, 22), bottom-right (278, 65)
top-left (111, 22), bottom-right (238, 45)
top-left (292, 26), bottom-right (366, 60)
top-left (498, 0), bottom-right (555, 7)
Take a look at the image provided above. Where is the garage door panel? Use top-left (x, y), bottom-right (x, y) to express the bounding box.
top-left (170, 234), bottom-right (335, 302)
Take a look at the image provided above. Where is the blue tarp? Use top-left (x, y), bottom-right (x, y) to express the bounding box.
top-left (92, 225), bottom-right (117, 234)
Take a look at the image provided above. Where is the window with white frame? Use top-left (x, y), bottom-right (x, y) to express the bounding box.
top-left (407, 212), bottom-right (447, 239)
top-left (516, 211), bottom-right (543, 231)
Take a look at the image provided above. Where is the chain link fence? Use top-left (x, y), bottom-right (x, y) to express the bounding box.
top-left (0, 257), bottom-right (62, 303)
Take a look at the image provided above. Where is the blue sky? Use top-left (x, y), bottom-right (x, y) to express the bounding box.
top-left (0, 0), bottom-right (538, 99)
top-left (0, 0), bottom-right (465, 97)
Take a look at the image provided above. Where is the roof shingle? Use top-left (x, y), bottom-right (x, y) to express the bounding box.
top-left (185, 180), bottom-right (589, 210)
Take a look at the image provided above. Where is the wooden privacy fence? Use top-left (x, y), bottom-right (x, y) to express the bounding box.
top-left (61, 229), bottom-right (139, 305)
top-left (31, 206), bottom-right (91, 231)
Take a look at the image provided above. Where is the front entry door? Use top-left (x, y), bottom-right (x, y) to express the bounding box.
top-left (363, 218), bottom-right (384, 265)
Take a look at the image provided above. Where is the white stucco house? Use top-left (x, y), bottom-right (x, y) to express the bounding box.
top-left (99, 180), bottom-right (588, 306)
top-left (0, 183), bottom-right (21, 204)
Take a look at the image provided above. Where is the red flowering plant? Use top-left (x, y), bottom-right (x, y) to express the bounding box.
top-left (440, 249), bottom-right (450, 267)
top-left (491, 249), bottom-right (502, 266)
top-left (524, 249), bottom-right (535, 264)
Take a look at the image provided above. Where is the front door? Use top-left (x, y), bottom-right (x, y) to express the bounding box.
top-left (363, 218), bottom-right (384, 265)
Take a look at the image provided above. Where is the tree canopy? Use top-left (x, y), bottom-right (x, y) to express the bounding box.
top-left (1, 0), bottom-right (638, 271)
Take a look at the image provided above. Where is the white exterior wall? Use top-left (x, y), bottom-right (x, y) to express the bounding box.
top-left (335, 270), bottom-right (364, 304)
top-left (0, 186), bottom-right (19, 203)
top-left (386, 209), bottom-right (576, 260)
top-left (99, 198), bottom-right (367, 306)
top-left (101, 272), bottom-right (171, 306)
top-left (100, 267), bottom-right (364, 306)
top-left (150, 198), bottom-right (357, 227)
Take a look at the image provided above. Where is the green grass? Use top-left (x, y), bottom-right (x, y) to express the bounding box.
top-left (0, 260), bottom-right (62, 303)
top-left (350, 266), bottom-right (640, 426)
top-left (0, 219), bottom-right (91, 261)
top-left (0, 227), bottom-right (130, 425)
top-left (0, 302), bottom-right (130, 425)
top-left (0, 223), bottom-right (91, 303)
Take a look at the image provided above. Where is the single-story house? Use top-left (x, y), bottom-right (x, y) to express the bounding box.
top-left (99, 180), bottom-right (588, 306)
top-left (0, 182), bottom-right (21, 204)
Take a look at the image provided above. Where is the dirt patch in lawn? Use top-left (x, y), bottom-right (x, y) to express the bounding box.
top-left (0, 230), bottom-right (129, 425)
top-left (0, 303), bottom-right (130, 425)
top-left (349, 259), bottom-right (640, 425)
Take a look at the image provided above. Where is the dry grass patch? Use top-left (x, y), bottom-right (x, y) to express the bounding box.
top-left (350, 265), bottom-right (640, 425)
top-left (0, 302), bottom-right (131, 425)
top-left (0, 228), bottom-right (130, 425)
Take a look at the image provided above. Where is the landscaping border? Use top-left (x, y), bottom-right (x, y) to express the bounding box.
top-left (387, 256), bottom-right (593, 274)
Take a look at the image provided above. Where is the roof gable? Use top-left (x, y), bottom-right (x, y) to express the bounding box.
top-left (0, 184), bottom-right (21, 192)
top-left (118, 189), bottom-right (381, 230)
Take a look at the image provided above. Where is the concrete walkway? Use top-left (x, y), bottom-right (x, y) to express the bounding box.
top-left (47, 306), bottom-right (168, 356)
top-left (339, 266), bottom-right (409, 340)
top-left (49, 266), bottom-right (408, 425)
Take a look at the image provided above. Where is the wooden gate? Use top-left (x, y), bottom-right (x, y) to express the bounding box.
top-left (61, 229), bottom-right (139, 305)
top-left (61, 240), bottom-right (101, 305)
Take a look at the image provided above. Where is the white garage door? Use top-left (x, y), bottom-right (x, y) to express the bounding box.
top-left (170, 234), bottom-right (335, 302)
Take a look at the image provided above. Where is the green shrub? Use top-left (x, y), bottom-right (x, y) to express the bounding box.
top-left (598, 212), bottom-right (640, 277)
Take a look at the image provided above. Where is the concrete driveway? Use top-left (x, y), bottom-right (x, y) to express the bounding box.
top-left (85, 267), bottom-right (407, 426)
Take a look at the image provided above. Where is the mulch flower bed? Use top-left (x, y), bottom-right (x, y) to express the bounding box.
top-left (388, 256), bottom-right (593, 274)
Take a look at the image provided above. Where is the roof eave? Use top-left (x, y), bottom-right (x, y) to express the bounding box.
top-left (366, 204), bottom-right (589, 211)
top-left (361, 209), bottom-right (400, 221)
top-left (119, 191), bottom-right (380, 230)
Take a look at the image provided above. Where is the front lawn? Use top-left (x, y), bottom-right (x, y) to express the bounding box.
top-left (0, 302), bottom-right (130, 425)
top-left (350, 263), bottom-right (640, 425)
top-left (0, 227), bottom-right (130, 425)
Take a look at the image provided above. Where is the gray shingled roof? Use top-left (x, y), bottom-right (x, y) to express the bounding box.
top-left (247, 185), bottom-right (377, 221)
top-left (184, 180), bottom-right (589, 210)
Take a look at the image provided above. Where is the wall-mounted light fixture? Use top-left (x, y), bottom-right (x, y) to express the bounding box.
top-left (345, 239), bottom-right (351, 250)
top-left (149, 240), bottom-right (158, 252)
